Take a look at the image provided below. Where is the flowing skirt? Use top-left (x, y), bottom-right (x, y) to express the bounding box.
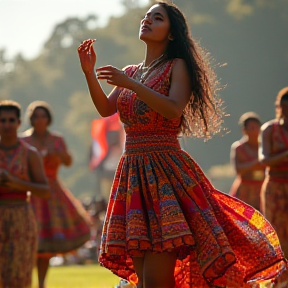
top-left (32, 178), bottom-right (91, 254)
top-left (99, 136), bottom-right (286, 288)
top-left (0, 202), bottom-right (38, 288)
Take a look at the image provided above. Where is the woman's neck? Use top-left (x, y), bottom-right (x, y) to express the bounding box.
top-left (247, 138), bottom-right (258, 147)
top-left (32, 129), bottom-right (49, 139)
top-left (0, 137), bottom-right (19, 149)
top-left (144, 45), bottom-right (167, 67)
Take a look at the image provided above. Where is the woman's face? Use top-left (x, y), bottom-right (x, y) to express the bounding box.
top-left (243, 120), bottom-right (261, 139)
top-left (139, 4), bottom-right (171, 44)
top-left (0, 110), bottom-right (20, 138)
top-left (31, 107), bottom-right (50, 130)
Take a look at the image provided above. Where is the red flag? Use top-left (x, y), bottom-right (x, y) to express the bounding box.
top-left (89, 114), bottom-right (123, 170)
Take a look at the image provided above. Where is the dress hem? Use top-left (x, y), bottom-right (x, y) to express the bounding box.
top-left (37, 233), bottom-right (90, 254)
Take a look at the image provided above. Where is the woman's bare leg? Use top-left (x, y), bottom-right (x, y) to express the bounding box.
top-left (37, 256), bottom-right (50, 288)
top-left (132, 257), bottom-right (144, 288)
top-left (143, 251), bottom-right (177, 288)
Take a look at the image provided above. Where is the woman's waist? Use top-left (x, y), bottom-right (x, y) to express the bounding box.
top-left (0, 189), bottom-right (29, 203)
top-left (124, 134), bottom-right (181, 154)
top-left (268, 169), bottom-right (288, 180)
top-left (0, 200), bottom-right (30, 206)
top-left (239, 178), bottom-right (264, 184)
top-left (240, 170), bottom-right (266, 182)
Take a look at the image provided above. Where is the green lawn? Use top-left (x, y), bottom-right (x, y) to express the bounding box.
top-left (32, 264), bottom-right (120, 288)
top-left (31, 264), bottom-right (269, 288)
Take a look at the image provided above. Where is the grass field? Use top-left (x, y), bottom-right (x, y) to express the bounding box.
top-left (31, 264), bottom-right (120, 288)
top-left (31, 264), bottom-right (270, 288)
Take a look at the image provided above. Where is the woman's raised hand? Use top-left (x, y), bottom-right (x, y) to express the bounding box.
top-left (77, 39), bottom-right (96, 74)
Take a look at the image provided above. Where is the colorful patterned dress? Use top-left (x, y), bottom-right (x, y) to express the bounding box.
top-left (0, 140), bottom-right (38, 288)
top-left (99, 61), bottom-right (286, 288)
top-left (22, 133), bottom-right (91, 254)
top-left (260, 121), bottom-right (288, 258)
top-left (229, 142), bottom-right (265, 211)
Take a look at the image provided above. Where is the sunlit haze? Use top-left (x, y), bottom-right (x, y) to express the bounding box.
top-left (0, 0), bottom-right (149, 60)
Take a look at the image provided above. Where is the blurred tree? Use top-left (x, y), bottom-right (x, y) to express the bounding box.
top-left (44, 16), bottom-right (99, 53)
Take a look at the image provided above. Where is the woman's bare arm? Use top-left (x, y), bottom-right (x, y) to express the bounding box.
top-left (259, 123), bottom-right (288, 166)
top-left (231, 142), bottom-right (260, 175)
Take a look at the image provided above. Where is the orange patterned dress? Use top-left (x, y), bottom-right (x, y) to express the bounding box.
top-left (261, 121), bottom-right (288, 258)
top-left (229, 142), bottom-right (265, 211)
top-left (0, 140), bottom-right (38, 288)
top-left (22, 133), bottom-right (91, 254)
top-left (99, 61), bottom-right (286, 288)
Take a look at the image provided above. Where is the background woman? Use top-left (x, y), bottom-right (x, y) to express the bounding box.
top-left (259, 87), bottom-right (288, 287)
top-left (229, 112), bottom-right (266, 210)
top-left (22, 101), bottom-right (91, 288)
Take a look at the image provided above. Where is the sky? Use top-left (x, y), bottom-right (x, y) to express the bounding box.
top-left (0, 0), bottom-right (148, 60)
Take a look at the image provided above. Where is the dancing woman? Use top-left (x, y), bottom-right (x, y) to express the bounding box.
top-left (78, 2), bottom-right (286, 287)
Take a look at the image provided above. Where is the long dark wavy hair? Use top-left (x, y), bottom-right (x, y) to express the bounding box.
top-left (158, 1), bottom-right (227, 139)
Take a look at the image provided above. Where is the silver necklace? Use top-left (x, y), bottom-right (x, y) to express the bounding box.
top-left (139, 54), bottom-right (165, 82)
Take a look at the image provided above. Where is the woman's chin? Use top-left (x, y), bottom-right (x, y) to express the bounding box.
top-left (139, 34), bottom-right (147, 41)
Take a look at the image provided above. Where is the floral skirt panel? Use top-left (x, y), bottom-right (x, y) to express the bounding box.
top-left (0, 203), bottom-right (38, 288)
top-left (32, 179), bottom-right (91, 254)
top-left (99, 136), bottom-right (286, 288)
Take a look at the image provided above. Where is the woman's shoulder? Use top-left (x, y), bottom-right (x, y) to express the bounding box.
top-left (261, 119), bottom-right (278, 132)
top-left (49, 131), bottom-right (65, 141)
top-left (18, 138), bottom-right (38, 154)
top-left (19, 128), bottom-right (33, 139)
top-left (19, 130), bottom-right (64, 141)
top-left (172, 57), bottom-right (185, 64)
top-left (169, 57), bottom-right (185, 67)
top-left (231, 139), bottom-right (245, 151)
top-left (169, 58), bottom-right (188, 76)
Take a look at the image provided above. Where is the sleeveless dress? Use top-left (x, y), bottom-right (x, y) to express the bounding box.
top-left (99, 61), bottom-right (286, 288)
top-left (260, 121), bottom-right (288, 258)
top-left (22, 133), bottom-right (91, 254)
top-left (229, 142), bottom-right (265, 211)
top-left (0, 140), bottom-right (38, 288)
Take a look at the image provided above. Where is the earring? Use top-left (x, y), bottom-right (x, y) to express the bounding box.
top-left (168, 35), bottom-right (174, 41)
